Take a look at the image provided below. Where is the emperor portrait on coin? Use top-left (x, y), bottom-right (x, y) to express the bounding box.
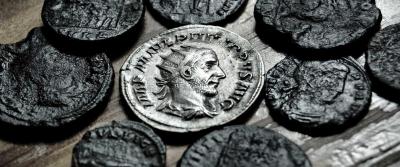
top-left (121, 25), bottom-right (264, 132)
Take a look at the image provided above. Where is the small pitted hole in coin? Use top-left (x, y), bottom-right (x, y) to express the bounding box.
top-left (361, 3), bottom-right (372, 10)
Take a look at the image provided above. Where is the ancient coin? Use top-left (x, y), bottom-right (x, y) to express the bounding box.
top-left (120, 25), bottom-right (265, 132)
top-left (148, 0), bottom-right (246, 25)
top-left (265, 57), bottom-right (371, 129)
top-left (179, 125), bottom-right (312, 167)
top-left (72, 121), bottom-right (166, 167)
top-left (42, 0), bottom-right (144, 41)
top-left (367, 23), bottom-right (400, 91)
top-left (254, 0), bottom-right (381, 49)
top-left (0, 28), bottom-right (113, 127)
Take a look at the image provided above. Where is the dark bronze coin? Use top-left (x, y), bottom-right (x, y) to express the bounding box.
top-left (367, 23), bottom-right (400, 91)
top-left (148, 0), bottom-right (246, 25)
top-left (42, 0), bottom-right (144, 41)
top-left (265, 57), bottom-right (371, 129)
top-left (72, 121), bottom-right (166, 167)
top-left (0, 28), bottom-right (113, 127)
top-left (254, 0), bottom-right (381, 49)
top-left (180, 125), bottom-right (311, 167)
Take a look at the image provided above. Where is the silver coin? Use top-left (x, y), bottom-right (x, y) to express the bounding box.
top-left (121, 25), bottom-right (265, 132)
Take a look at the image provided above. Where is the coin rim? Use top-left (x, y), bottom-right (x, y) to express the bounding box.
top-left (120, 24), bottom-right (265, 133)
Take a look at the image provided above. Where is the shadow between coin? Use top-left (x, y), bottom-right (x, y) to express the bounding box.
top-left (266, 99), bottom-right (371, 137)
top-left (41, 14), bottom-right (145, 60)
top-left (254, 15), bottom-right (381, 60)
top-left (0, 79), bottom-right (114, 144)
top-left (145, 0), bottom-right (248, 28)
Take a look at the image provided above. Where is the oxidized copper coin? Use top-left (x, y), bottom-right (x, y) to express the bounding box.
top-left (148, 0), bottom-right (246, 25)
top-left (42, 0), bottom-right (144, 41)
top-left (254, 0), bottom-right (381, 49)
top-left (121, 25), bottom-right (265, 132)
top-left (265, 57), bottom-right (371, 129)
top-left (73, 121), bottom-right (166, 167)
top-left (0, 28), bottom-right (113, 127)
top-left (180, 125), bottom-right (312, 167)
top-left (367, 23), bottom-right (400, 91)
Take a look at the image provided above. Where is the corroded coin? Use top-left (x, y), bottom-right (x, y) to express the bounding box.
top-left (180, 125), bottom-right (312, 167)
top-left (367, 23), bottom-right (400, 91)
top-left (0, 28), bottom-right (113, 127)
top-left (72, 121), bottom-right (166, 167)
top-left (120, 25), bottom-right (264, 132)
top-left (254, 0), bottom-right (381, 49)
top-left (42, 0), bottom-right (144, 41)
top-left (265, 57), bottom-right (371, 129)
top-left (148, 0), bottom-right (246, 25)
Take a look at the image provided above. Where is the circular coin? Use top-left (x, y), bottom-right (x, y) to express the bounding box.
top-left (72, 121), bottom-right (166, 167)
top-left (265, 57), bottom-right (371, 129)
top-left (180, 125), bottom-right (312, 167)
top-left (148, 0), bottom-right (246, 25)
top-left (42, 0), bottom-right (144, 41)
top-left (367, 23), bottom-right (400, 91)
top-left (120, 25), bottom-right (264, 132)
top-left (0, 28), bottom-right (113, 127)
top-left (254, 0), bottom-right (381, 49)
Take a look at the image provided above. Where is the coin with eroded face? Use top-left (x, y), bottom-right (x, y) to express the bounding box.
top-left (367, 23), bottom-right (400, 91)
top-left (179, 125), bottom-right (312, 167)
top-left (148, 0), bottom-right (246, 25)
top-left (72, 121), bottom-right (166, 167)
top-left (0, 28), bottom-right (113, 127)
top-left (265, 57), bottom-right (371, 129)
top-left (120, 25), bottom-right (264, 132)
top-left (42, 0), bottom-right (144, 41)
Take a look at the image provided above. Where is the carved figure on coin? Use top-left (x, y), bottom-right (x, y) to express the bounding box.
top-left (284, 61), bottom-right (349, 123)
top-left (154, 46), bottom-right (226, 120)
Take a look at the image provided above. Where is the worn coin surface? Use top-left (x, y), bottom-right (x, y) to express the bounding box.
top-left (0, 28), bottom-right (113, 127)
top-left (367, 23), bottom-right (400, 91)
top-left (254, 0), bottom-right (381, 49)
top-left (42, 0), bottom-right (144, 41)
top-left (180, 125), bottom-right (312, 167)
top-left (265, 57), bottom-right (371, 129)
top-left (72, 121), bottom-right (166, 167)
top-left (121, 25), bottom-right (264, 132)
top-left (148, 0), bottom-right (246, 25)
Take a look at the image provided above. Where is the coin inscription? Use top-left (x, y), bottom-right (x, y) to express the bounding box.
top-left (73, 121), bottom-right (166, 167)
top-left (265, 57), bottom-right (371, 129)
top-left (121, 25), bottom-right (264, 132)
top-left (179, 126), bottom-right (312, 167)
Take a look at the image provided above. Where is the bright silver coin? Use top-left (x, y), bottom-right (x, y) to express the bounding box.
top-left (121, 25), bottom-right (264, 132)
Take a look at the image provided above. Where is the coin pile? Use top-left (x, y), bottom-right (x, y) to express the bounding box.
top-left (1, 0), bottom-right (399, 166)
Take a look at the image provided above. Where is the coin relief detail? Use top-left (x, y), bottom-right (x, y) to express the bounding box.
top-left (121, 25), bottom-right (264, 132)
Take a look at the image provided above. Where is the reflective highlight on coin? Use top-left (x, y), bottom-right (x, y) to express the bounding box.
top-left (121, 25), bottom-right (264, 132)
top-left (265, 57), bottom-right (371, 129)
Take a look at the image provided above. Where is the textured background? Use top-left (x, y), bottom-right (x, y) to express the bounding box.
top-left (1, 0), bottom-right (400, 166)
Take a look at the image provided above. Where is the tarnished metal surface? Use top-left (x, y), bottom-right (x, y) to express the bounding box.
top-left (0, 0), bottom-right (399, 166)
